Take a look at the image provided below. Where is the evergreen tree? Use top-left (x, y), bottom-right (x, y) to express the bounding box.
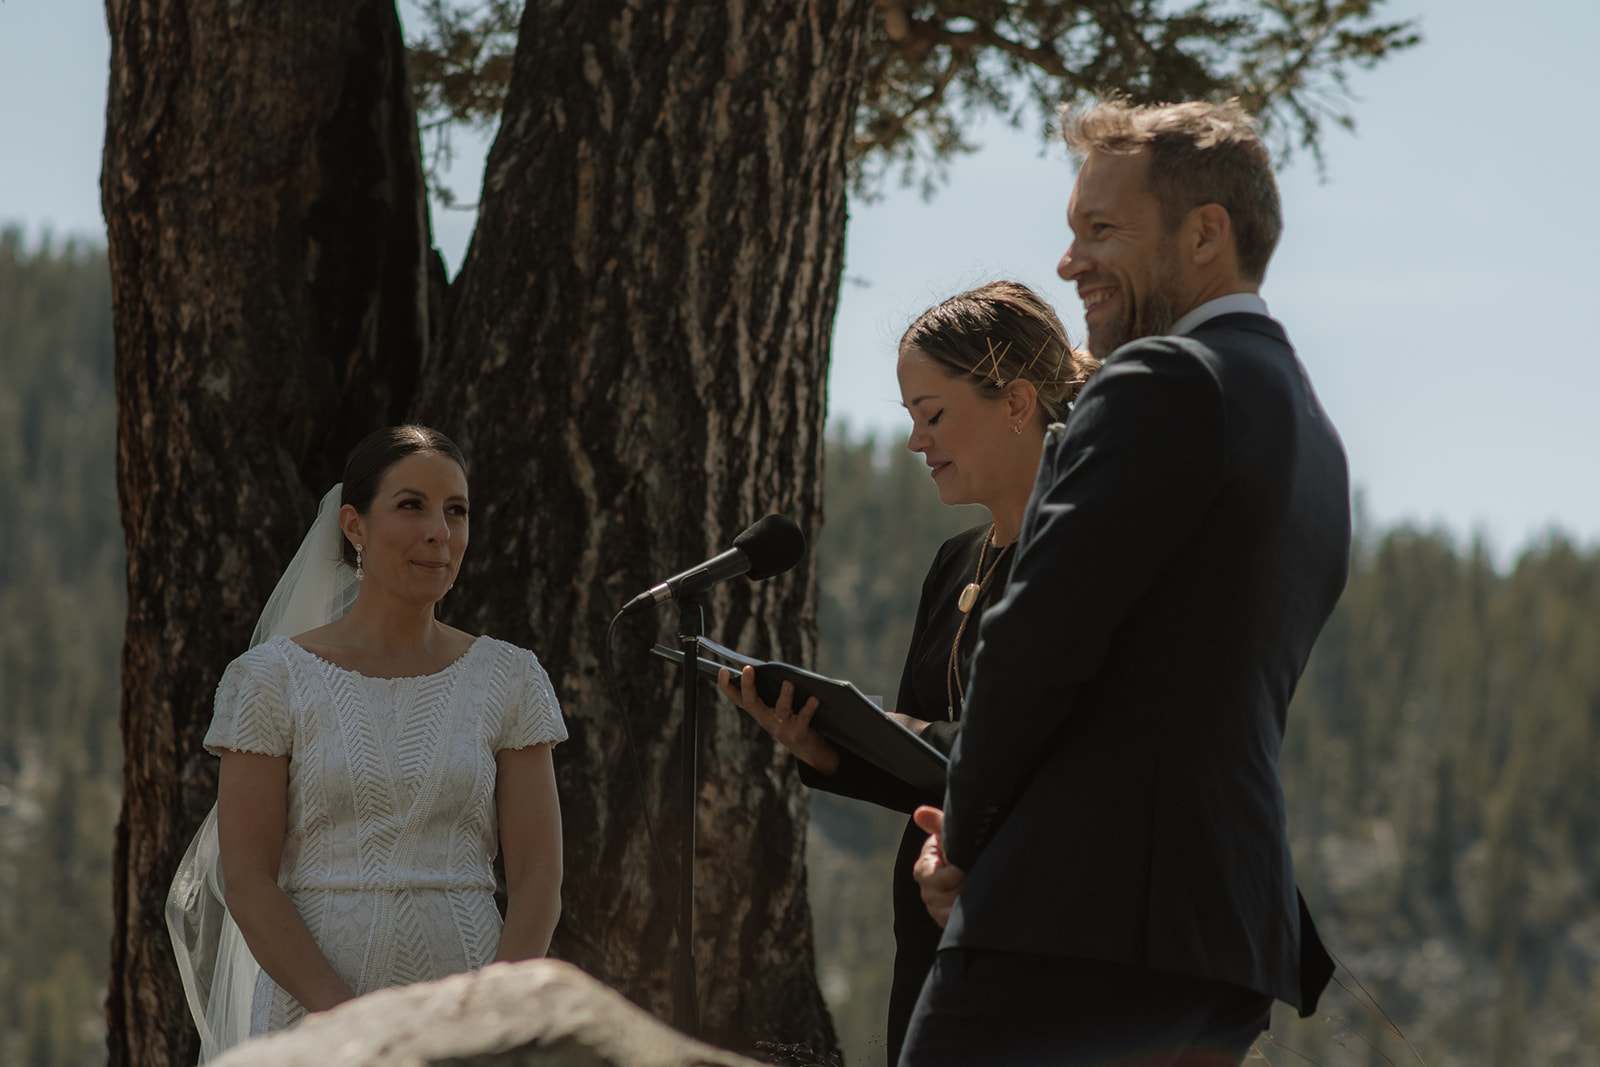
top-left (101, 1), bottom-right (1418, 1060)
top-left (9, 234), bottom-right (1600, 1062)
top-left (0, 228), bottom-right (121, 1067)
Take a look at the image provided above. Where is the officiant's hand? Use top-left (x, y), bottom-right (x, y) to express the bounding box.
top-left (885, 711), bottom-right (933, 737)
top-left (719, 667), bottom-right (840, 775)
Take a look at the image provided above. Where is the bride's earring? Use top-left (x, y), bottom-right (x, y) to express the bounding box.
top-left (355, 544), bottom-right (364, 581)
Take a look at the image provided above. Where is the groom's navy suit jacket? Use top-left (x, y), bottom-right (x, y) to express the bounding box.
top-left (940, 312), bottom-right (1346, 1012)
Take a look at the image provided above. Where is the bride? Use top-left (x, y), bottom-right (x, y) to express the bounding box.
top-left (168, 426), bottom-right (565, 1059)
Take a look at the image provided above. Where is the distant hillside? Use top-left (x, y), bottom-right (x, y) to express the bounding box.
top-left (0, 227), bottom-right (122, 1066)
top-left (808, 446), bottom-right (1600, 1066)
top-left (5, 228), bottom-right (1600, 1066)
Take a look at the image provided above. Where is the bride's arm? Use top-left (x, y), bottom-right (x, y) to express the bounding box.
top-left (217, 750), bottom-right (357, 1012)
top-left (493, 742), bottom-right (563, 961)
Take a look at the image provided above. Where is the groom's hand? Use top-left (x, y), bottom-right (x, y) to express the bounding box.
top-left (912, 805), bottom-right (965, 928)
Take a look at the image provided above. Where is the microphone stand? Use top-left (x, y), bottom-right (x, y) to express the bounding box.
top-left (672, 595), bottom-right (705, 1038)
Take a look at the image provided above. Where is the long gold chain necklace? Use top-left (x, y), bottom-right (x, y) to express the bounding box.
top-left (946, 525), bottom-right (1012, 718)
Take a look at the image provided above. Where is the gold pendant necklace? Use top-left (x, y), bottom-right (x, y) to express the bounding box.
top-left (958, 525), bottom-right (1009, 614)
top-left (946, 525), bottom-right (1012, 717)
top-left (958, 580), bottom-right (982, 614)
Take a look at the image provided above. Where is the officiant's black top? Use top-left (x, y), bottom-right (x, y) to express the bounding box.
top-left (800, 521), bottom-right (1014, 1064)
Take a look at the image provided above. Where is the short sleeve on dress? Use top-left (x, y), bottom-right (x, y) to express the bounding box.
top-left (497, 649), bottom-right (568, 752)
top-left (204, 645), bottom-right (293, 757)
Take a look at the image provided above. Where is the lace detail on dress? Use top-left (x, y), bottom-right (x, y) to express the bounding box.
top-left (498, 650), bottom-right (568, 751)
top-left (199, 634), bottom-right (565, 1033)
top-left (205, 651), bottom-right (293, 756)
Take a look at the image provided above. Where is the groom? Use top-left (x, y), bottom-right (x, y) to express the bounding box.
top-left (902, 100), bottom-right (1348, 1066)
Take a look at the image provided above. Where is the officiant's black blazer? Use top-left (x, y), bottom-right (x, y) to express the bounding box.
top-left (940, 312), bottom-right (1347, 1012)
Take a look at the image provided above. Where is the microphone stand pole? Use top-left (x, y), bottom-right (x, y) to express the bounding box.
top-left (672, 595), bottom-right (705, 1038)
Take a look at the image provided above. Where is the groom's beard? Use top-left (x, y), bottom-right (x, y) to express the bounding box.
top-left (1085, 247), bottom-right (1183, 359)
top-left (1092, 279), bottom-right (1179, 357)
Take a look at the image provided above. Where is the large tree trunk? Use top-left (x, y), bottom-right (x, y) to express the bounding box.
top-left (102, 0), bottom-right (435, 1061)
top-left (410, 0), bottom-right (873, 1055)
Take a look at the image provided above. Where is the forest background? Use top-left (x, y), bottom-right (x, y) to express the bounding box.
top-left (4, 0), bottom-right (1600, 1065)
top-left (6, 233), bottom-right (1600, 1067)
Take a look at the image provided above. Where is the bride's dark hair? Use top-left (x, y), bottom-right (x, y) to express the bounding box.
top-left (338, 426), bottom-right (467, 567)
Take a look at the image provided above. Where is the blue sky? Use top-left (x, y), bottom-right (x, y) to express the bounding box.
top-left (3, 0), bottom-right (1596, 563)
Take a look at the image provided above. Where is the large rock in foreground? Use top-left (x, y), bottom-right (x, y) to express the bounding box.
top-left (210, 960), bottom-right (764, 1067)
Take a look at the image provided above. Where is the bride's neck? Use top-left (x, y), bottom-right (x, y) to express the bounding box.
top-left (339, 593), bottom-right (445, 653)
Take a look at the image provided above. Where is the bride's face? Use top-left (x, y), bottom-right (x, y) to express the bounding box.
top-left (347, 453), bottom-right (470, 606)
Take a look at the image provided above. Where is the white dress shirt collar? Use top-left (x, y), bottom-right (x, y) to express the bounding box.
top-left (1170, 292), bottom-right (1270, 337)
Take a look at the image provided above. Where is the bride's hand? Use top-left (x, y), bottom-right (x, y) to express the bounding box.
top-left (718, 667), bottom-right (840, 775)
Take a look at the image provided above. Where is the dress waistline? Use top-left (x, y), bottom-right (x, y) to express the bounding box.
top-left (283, 877), bottom-right (496, 893)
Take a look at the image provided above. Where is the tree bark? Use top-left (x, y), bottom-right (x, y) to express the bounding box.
top-left (410, 0), bottom-right (874, 1055)
top-left (102, 0), bottom-right (435, 1061)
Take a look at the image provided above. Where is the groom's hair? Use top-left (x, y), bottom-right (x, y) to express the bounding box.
top-left (338, 426), bottom-right (468, 567)
top-left (1061, 99), bottom-right (1282, 282)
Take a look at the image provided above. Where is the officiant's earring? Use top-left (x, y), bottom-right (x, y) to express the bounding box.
top-left (1012, 422), bottom-right (1024, 434)
top-left (355, 544), bottom-right (365, 581)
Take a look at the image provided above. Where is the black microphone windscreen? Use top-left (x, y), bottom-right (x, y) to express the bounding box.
top-left (733, 514), bottom-right (806, 581)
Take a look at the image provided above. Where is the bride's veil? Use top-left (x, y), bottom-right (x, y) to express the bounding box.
top-left (248, 485), bottom-right (361, 649)
top-left (164, 484), bottom-right (358, 1061)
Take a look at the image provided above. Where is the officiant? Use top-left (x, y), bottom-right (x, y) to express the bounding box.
top-left (718, 280), bottom-right (1098, 1065)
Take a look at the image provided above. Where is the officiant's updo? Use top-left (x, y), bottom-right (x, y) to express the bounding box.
top-left (338, 426), bottom-right (468, 567)
top-left (899, 281), bottom-right (1099, 424)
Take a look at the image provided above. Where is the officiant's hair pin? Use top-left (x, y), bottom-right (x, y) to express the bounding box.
top-left (972, 339), bottom-right (1013, 388)
top-left (899, 280), bottom-right (1101, 420)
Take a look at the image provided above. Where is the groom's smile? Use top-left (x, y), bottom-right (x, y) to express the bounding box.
top-left (1057, 148), bottom-right (1185, 357)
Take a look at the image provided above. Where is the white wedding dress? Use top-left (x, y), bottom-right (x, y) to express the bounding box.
top-left (196, 632), bottom-right (566, 1035)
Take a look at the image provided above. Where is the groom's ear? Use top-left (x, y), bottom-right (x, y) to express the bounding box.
top-left (1187, 203), bottom-right (1233, 268)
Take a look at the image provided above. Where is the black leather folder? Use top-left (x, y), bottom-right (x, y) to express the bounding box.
top-left (651, 637), bottom-right (949, 794)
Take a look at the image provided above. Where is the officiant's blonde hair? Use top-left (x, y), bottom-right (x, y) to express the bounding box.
top-left (899, 281), bottom-right (1098, 424)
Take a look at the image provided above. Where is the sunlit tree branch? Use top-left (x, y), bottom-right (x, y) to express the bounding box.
top-left (402, 0), bottom-right (1421, 201)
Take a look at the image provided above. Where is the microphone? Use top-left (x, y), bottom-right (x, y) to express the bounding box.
top-left (620, 514), bottom-right (806, 615)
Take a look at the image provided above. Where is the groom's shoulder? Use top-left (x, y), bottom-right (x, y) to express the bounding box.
top-left (1114, 316), bottom-right (1297, 394)
top-left (1047, 336), bottom-right (1226, 461)
top-left (1185, 312), bottom-right (1292, 358)
top-left (1094, 332), bottom-right (1229, 394)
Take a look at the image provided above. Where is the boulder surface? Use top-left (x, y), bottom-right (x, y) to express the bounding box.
top-left (208, 959), bottom-right (764, 1067)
